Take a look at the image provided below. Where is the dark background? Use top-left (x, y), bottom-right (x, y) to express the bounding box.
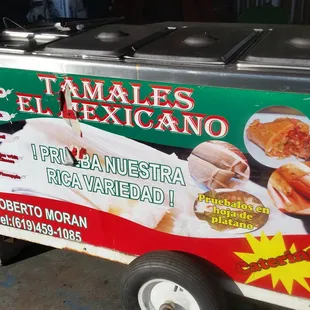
top-left (1, 0), bottom-right (310, 27)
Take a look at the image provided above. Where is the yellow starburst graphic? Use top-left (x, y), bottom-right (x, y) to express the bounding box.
top-left (234, 232), bottom-right (310, 294)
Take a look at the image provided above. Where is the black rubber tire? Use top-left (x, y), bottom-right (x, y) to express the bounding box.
top-left (0, 237), bottom-right (29, 266)
top-left (121, 251), bottom-right (227, 310)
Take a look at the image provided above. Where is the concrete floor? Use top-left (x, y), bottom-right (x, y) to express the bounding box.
top-left (0, 244), bottom-right (291, 310)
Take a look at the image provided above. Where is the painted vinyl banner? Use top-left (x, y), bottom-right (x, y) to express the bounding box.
top-left (0, 69), bottom-right (309, 299)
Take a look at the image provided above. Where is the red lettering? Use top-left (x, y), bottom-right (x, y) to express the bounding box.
top-left (284, 251), bottom-right (297, 264)
top-left (294, 250), bottom-right (310, 262)
top-left (0, 158), bottom-right (15, 164)
top-left (249, 262), bottom-right (261, 272)
top-left (267, 258), bottom-right (279, 268)
top-left (276, 255), bottom-right (288, 266)
top-left (257, 258), bottom-right (269, 269)
top-left (0, 171), bottom-right (21, 180)
top-left (0, 153), bottom-right (18, 164)
top-left (236, 262), bottom-right (251, 274)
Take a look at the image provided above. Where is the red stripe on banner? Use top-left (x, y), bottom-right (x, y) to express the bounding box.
top-left (0, 192), bottom-right (308, 299)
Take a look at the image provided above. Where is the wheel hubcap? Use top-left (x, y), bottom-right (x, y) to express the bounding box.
top-left (159, 302), bottom-right (175, 310)
top-left (138, 279), bottom-right (200, 310)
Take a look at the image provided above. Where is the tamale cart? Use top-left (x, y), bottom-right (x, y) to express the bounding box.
top-left (0, 20), bottom-right (309, 310)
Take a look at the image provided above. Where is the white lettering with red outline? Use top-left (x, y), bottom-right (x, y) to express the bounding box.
top-left (13, 75), bottom-right (230, 139)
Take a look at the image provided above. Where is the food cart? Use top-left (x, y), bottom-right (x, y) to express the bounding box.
top-left (0, 19), bottom-right (309, 310)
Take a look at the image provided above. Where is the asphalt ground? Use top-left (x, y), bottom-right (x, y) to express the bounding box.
top-left (0, 244), bottom-right (291, 310)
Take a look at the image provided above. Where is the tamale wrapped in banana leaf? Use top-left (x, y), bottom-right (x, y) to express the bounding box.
top-left (188, 154), bottom-right (234, 189)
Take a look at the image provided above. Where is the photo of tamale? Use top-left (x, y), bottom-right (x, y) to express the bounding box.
top-left (246, 117), bottom-right (310, 160)
top-left (193, 189), bottom-right (269, 233)
top-left (188, 141), bottom-right (250, 190)
top-left (268, 162), bottom-right (310, 215)
top-left (192, 141), bottom-right (250, 180)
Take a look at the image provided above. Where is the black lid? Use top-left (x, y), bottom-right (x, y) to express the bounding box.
top-left (43, 24), bottom-right (172, 58)
top-left (240, 27), bottom-right (310, 68)
top-left (130, 25), bottom-right (258, 65)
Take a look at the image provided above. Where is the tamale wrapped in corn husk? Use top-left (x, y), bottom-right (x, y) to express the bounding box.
top-left (192, 141), bottom-right (249, 179)
top-left (188, 154), bottom-right (234, 189)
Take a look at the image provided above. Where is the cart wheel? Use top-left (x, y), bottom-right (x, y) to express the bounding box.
top-left (121, 251), bottom-right (226, 310)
